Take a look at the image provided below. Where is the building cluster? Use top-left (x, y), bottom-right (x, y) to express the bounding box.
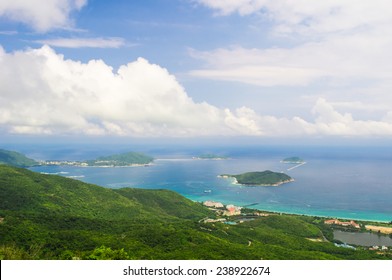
top-left (203, 201), bottom-right (224, 208)
top-left (203, 201), bottom-right (243, 216)
top-left (324, 219), bottom-right (361, 229)
top-left (369, 245), bottom-right (389, 251)
top-left (224, 205), bottom-right (242, 216)
top-left (40, 160), bottom-right (88, 166)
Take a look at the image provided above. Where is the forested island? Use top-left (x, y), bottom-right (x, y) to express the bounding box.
top-left (220, 170), bottom-right (294, 186)
top-left (0, 164), bottom-right (391, 260)
top-left (85, 152), bottom-right (154, 167)
top-left (193, 154), bottom-right (228, 160)
top-left (282, 157), bottom-right (305, 163)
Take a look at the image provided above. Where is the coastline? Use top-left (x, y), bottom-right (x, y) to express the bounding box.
top-left (188, 190), bottom-right (392, 223)
top-left (218, 174), bottom-right (294, 187)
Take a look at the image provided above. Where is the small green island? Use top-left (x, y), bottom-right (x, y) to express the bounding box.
top-left (281, 157), bottom-right (305, 164)
top-left (85, 152), bottom-right (154, 167)
top-left (220, 170), bottom-right (294, 186)
top-left (193, 153), bottom-right (229, 160)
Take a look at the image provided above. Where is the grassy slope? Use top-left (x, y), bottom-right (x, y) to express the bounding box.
top-left (0, 165), bottom-right (388, 260)
top-left (0, 149), bottom-right (38, 167)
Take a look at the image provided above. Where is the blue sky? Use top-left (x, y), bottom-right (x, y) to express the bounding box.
top-left (1, 0), bottom-right (392, 141)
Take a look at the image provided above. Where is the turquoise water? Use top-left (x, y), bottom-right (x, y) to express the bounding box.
top-left (29, 146), bottom-right (392, 222)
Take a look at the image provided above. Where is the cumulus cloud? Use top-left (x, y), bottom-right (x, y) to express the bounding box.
top-left (0, 45), bottom-right (262, 137)
top-left (1, 46), bottom-right (392, 137)
top-left (0, 0), bottom-right (87, 32)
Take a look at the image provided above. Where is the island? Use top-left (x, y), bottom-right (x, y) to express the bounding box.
top-left (281, 157), bottom-right (305, 164)
top-left (219, 170), bottom-right (294, 186)
top-left (85, 152), bottom-right (154, 167)
top-left (193, 153), bottom-right (229, 160)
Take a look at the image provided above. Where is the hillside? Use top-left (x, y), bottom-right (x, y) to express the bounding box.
top-left (85, 151), bottom-right (154, 166)
top-left (0, 165), bottom-right (389, 260)
top-left (222, 170), bottom-right (293, 186)
top-left (0, 149), bottom-right (38, 168)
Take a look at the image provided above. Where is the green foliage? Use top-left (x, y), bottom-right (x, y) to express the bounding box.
top-left (87, 246), bottom-right (130, 260)
top-left (0, 165), bottom-right (389, 260)
top-left (196, 154), bottom-right (228, 159)
top-left (0, 149), bottom-right (38, 167)
top-left (86, 152), bottom-right (153, 166)
top-left (225, 170), bottom-right (292, 186)
top-left (282, 157), bottom-right (305, 163)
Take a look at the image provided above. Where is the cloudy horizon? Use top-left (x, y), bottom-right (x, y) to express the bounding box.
top-left (1, 0), bottom-right (392, 140)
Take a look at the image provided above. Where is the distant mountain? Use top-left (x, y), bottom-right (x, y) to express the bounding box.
top-left (85, 151), bottom-right (154, 166)
top-left (0, 165), bottom-right (388, 260)
top-left (0, 149), bottom-right (38, 167)
top-left (221, 170), bottom-right (293, 186)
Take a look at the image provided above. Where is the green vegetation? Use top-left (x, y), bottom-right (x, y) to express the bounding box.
top-left (222, 170), bottom-right (293, 186)
top-left (85, 152), bottom-right (154, 166)
top-left (195, 154), bottom-right (228, 160)
top-left (282, 157), bottom-right (305, 163)
top-left (0, 149), bottom-right (38, 168)
top-left (0, 165), bottom-right (390, 260)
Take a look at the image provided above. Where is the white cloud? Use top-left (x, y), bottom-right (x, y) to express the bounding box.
top-left (35, 37), bottom-right (127, 48)
top-left (0, 45), bottom-right (261, 137)
top-left (189, 28), bottom-right (392, 86)
top-left (191, 0), bottom-right (392, 96)
top-left (196, 0), bottom-right (392, 35)
top-left (0, 0), bottom-right (87, 32)
top-left (1, 46), bottom-right (392, 137)
top-left (0, 30), bottom-right (17, 35)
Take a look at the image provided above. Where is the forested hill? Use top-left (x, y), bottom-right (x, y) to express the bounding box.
top-left (0, 165), bottom-right (389, 260)
top-left (86, 151), bottom-right (154, 166)
top-left (0, 149), bottom-right (38, 168)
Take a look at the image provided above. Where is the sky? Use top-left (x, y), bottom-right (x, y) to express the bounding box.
top-left (1, 0), bottom-right (392, 142)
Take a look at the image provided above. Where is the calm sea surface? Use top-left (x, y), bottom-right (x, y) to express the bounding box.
top-left (29, 145), bottom-right (392, 222)
top-left (333, 230), bottom-right (392, 246)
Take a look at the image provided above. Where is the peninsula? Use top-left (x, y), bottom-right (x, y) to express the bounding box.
top-left (40, 151), bottom-right (154, 167)
top-left (220, 170), bottom-right (294, 186)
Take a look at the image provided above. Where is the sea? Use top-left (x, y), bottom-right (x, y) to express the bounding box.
top-left (26, 144), bottom-right (392, 223)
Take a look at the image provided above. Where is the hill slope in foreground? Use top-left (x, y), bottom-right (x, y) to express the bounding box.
top-left (0, 165), bottom-right (389, 260)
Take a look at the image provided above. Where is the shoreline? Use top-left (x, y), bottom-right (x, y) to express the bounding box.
top-left (218, 174), bottom-right (294, 187)
top-left (191, 196), bottom-right (392, 223)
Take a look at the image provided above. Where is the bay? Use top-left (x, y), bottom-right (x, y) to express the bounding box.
top-left (29, 145), bottom-right (392, 222)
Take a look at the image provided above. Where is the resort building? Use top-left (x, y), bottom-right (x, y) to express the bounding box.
top-left (203, 201), bottom-right (224, 208)
top-left (324, 219), bottom-right (360, 229)
top-left (223, 204), bottom-right (242, 216)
